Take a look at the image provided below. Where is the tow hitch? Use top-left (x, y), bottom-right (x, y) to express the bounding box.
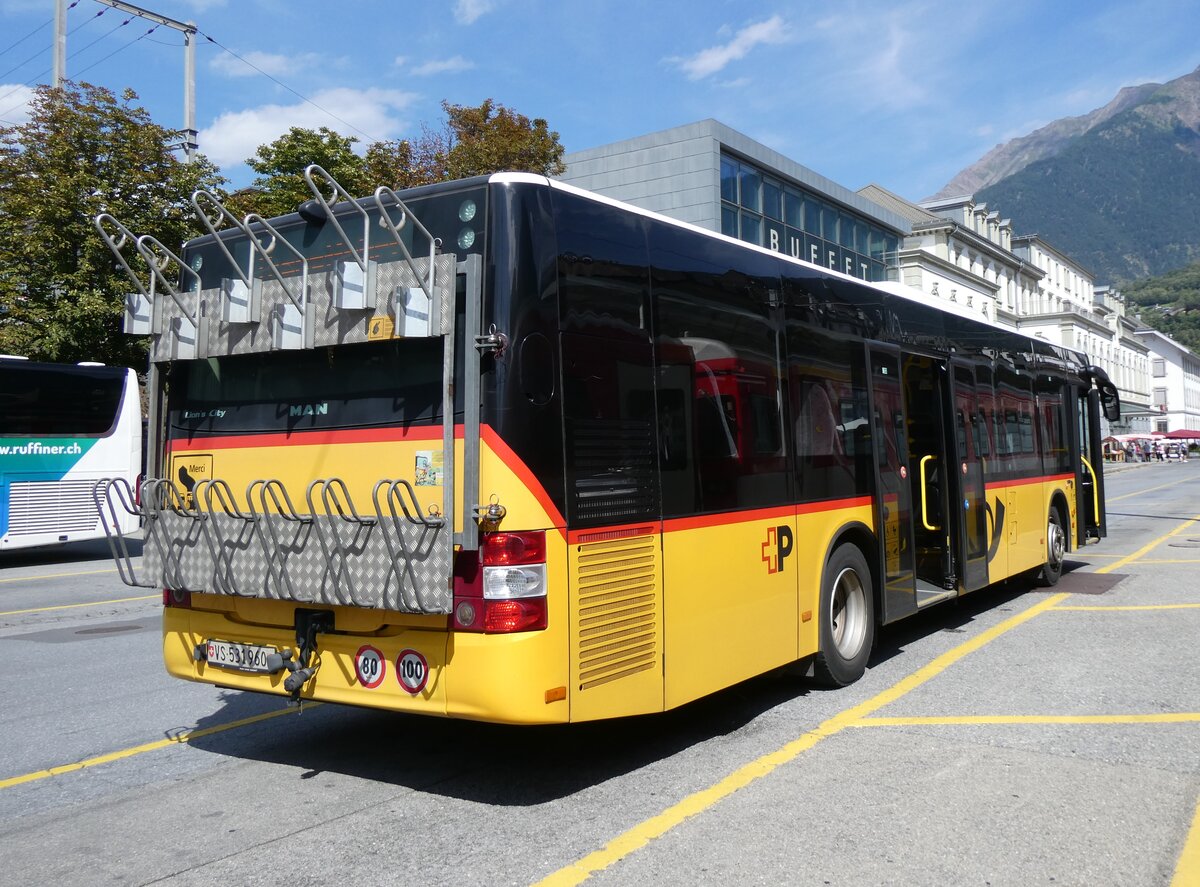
top-left (282, 609), bottom-right (335, 701)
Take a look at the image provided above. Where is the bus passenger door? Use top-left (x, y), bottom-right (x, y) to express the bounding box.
top-left (902, 353), bottom-right (957, 603)
top-left (1076, 382), bottom-right (1108, 542)
top-left (867, 345), bottom-right (917, 623)
top-left (950, 360), bottom-right (989, 591)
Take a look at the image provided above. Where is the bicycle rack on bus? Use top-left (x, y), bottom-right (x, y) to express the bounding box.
top-left (92, 168), bottom-right (477, 608)
top-left (135, 234), bottom-right (207, 360)
top-left (190, 190), bottom-right (262, 325)
top-left (93, 478), bottom-right (149, 588)
top-left (94, 214), bottom-right (158, 336)
top-left (305, 164), bottom-right (377, 309)
top-left (243, 212), bottom-right (313, 350)
top-left (247, 479), bottom-right (314, 603)
top-left (194, 478), bottom-right (260, 597)
top-left (372, 479), bottom-right (445, 614)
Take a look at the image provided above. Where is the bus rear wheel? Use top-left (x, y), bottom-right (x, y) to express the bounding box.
top-left (1037, 509), bottom-right (1066, 587)
top-left (813, 543), bottom-right (875, 687)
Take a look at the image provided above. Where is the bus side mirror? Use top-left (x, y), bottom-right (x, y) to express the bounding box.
top-left (1099, 381), bottom-right (1120, 423)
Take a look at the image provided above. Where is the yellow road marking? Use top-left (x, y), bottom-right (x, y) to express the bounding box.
top-left (0, 567), bottom-right (118, 584)
top-left (541, 510), bottom-right (1200, 884)
top-left (0, 705), bottom-right (313, 791)
top-left (1052, 604), bottom-right (1200, 612)
top-left (534, 592), bottom-right (1069, 887)
top-left (853, 713), bottom-right (1200, 727)
top-left (1095, 515), bottom-right (1200, 575)
top-left (1082, 557), bottom-right (1200, 564)
top-left (1109, 476), bottom-right (1200, 503)
top-left (0, 594), bottom-right (158, 617)
top-left (1173, 794), bottom-right (1200, 887)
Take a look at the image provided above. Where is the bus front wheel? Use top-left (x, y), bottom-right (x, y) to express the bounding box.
top-left (1037, 509), bottom-right (1066, 587)
top-left (813, 543), bottom-right (875, 687)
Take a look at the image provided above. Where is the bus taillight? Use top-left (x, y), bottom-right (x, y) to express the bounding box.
top-left (453, 531), bottom-right (548, 633)
top-left (163, 588), bottom-right (192, 609)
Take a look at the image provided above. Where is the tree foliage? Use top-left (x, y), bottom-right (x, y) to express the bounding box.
top-left (0, 82), bottom-right (223, 365)
top-left (1123, 260), bottom-right (1200, 354)
top-left (229, 125), bottom-right (367, 219)
top-left (233, 99), bottom-right (565, 218)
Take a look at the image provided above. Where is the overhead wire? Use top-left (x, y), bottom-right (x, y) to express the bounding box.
top-left (72, 24), bottom-right (160, 81)
top-left (0, 15), bottom-right (53, 61)
top-left (197, 29), bottom-right (381, 143)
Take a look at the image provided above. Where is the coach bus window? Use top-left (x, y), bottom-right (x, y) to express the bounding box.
top-left (650, 226), bottom-right (788, 515)
top-left (553, 194), bottom-right (650, 340)
top-left (787, 324), bottom-right (871, 504)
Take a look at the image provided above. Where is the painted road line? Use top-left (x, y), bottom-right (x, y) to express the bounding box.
top-left (533, 591), bottom-right (1069, 887)
top-left (0, 704), bottom-right (316, 791)
top-left (1109, 476), bottom-right (1200, 503)
top-left (852, 714), bottom-right (1200, 727)
top-left (1172, 794), bottom-right (1200, 887)
top-left (1095, 514), bottom-right (1200, 575)
top-left (0, 594), bottom-right (159, 617)
top-left (0, 567), bottom-right (118, 584)
top-left (1052, 604), bottom-right (1200, 612)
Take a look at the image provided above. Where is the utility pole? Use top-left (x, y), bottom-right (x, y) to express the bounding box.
top-left (53, 0), bottom-right (67, 86)
top-left (91, 0), bottom-right (199, 160)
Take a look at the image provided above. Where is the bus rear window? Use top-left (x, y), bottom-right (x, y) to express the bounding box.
top-left (167, 339), bottom-right (449, 438)
top-left (0, 364), bottom-right (126, 436)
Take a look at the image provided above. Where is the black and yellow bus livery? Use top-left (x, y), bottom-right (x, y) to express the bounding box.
top-left (96, 169), bottom-right (1120, 723)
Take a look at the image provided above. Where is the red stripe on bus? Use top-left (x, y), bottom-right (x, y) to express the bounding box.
top-left (663, 496), bottom-right (871, 534)
top-left (985, 473), bottom-right (1074, 491)
top-left (163, 424), bottom-right (568, 529)
top-left (479, 425), bottom-right (566, 528)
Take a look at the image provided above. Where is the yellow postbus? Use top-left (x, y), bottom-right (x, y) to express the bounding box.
top-left (95, 168), bottom-right (1120, 723)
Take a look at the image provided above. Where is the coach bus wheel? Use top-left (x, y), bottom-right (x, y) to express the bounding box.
top-left (1037, 509), bottom-right (1066, 587)
top-left (813, 543), bottom-right (875, 687)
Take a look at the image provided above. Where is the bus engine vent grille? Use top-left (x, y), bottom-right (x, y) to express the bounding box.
top-left (566, 418), bottom-right (658, 525)
top-left (575, 531), bottom-right (658, 691)
top-left (8, 480), bottom-right (101, 536)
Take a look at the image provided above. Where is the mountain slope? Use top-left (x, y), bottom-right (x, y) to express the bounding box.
top-left (928, 79), bottom-right (1162, 200)
top-left (964, 65), bottom-right (1200, 284)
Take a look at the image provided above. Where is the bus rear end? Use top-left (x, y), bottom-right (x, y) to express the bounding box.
top-left (96, 172), bottom-right (574, 724)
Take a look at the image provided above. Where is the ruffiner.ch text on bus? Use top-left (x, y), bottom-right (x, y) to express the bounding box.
top-left (94, 168), bottom-right (1120, 724)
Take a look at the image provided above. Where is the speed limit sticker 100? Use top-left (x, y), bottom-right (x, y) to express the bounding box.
top-left (355, 645), bottom-right (386, 689)
top-left (396, 649), bottom-right (429, 695)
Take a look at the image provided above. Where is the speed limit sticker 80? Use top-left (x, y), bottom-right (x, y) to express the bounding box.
top-left (396, 649), bottom-right (429, 695)
top-left (355, 645), bottom-right (386, 689)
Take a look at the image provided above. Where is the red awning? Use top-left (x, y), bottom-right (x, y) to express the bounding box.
top-left (1163, 428), bottom-right (1200, 439)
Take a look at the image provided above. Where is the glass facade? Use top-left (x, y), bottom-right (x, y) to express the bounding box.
top-left (720, 153), bottom-right (898, 283)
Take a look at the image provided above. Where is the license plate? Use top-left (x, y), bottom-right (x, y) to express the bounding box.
top-left (204, 639), bottom-right (276, 673)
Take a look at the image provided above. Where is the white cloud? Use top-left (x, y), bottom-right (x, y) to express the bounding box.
top-left (672, 16), bottom-right (793, 81)
top-left (210, 50), bottom-right (328, 79)
top-left (454, 0), bottom-right (494, 25)
top-left (0, 83), bottom-right (35, 126)
top-left (197, 87), bottom-right (418, 170)
top-left (411, 56), bottom-right (475, 77)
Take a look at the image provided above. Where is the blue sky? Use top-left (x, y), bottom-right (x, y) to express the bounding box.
top-left (1, 0), bottom-right (1198, 200)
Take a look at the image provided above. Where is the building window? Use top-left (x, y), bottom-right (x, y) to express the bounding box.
top-left (1153, 387), bottom-right (1168, 409)
top-left (718, 152), bottom-right (896, 283)
top-left (1156, 419), bottom-right (1169, 434)
top-left (1153, 358), bottom-right (1166, 377)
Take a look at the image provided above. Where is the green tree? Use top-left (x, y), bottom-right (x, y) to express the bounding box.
top-left (439, 99), bottom-right (565, 181)
top-left (0, 82), bottom-right (224, 365)
top-left (238, 101), bottom-right (565, 211)
top-left (231, 126), bottom-right (366, 219)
